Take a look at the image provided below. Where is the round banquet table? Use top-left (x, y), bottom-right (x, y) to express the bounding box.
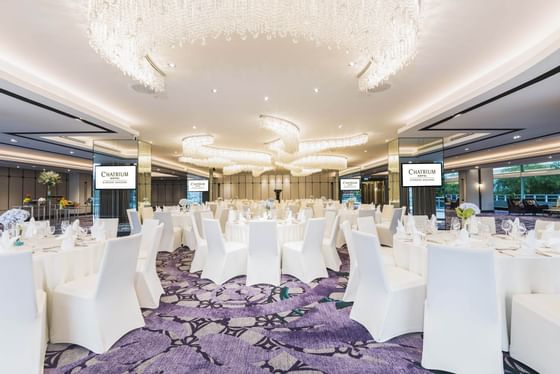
top-left (225, 220), bottom-right (305, 246)
top-left (30, 236), bottom-right (105, 292)
top-left (392, 232), bottom-right (560, 351)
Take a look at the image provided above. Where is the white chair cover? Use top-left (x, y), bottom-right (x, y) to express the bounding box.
top-left (127, 209), bottom-right (142, 234)
top-left (340, 221), bottom-right (358, 302)
top-left (188, 213), bottom-right (208, 273)
top-left (322, 214), bottom-right (341, 270)
top-left (246, 220), bottom-right (280, 286)
top-left (96, 218), bottom-right (119, 239)
top-left (154, 212), bottom-right (182, 252)
top-left (135, 222), bottom-right (164, 308)
top-left (0, 251), bottom-right (47, 374)
top-left (50, 234), bottom-right (145, 353)
top-left (421, 244), bottom-right (503, 373)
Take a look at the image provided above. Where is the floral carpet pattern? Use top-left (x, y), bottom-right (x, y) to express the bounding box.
top-left (44, 247), bottom-right (536, 373)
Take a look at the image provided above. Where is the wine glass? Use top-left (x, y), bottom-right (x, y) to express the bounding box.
top-left (49, 226), bottom-right (56, 236)
top-left (450, 217), bottom-right (461, 232)
top-left (501, 219), bottom-right (513, 237)
top-left (60, 220), bottom-right (70, 234)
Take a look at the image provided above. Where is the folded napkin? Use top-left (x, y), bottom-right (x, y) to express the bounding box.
top-left (541, 223), bottom-right (557, 241)
top-left (228, 210), bottom-right (236, 224)
top-left (24, 217), bottom-right (38, 239)
top-left (430, 214), bottom-right (438, 232)
top-left (72, 219), bottom-right (80, 231)
top-left (297, 210), bottom-right (306, 222)
top-left (517, 230), bottom-right (540, 255)
top-left (412, 230), bottom-right (423, 245)
top-left (60, 226), bottom-right (75, 251)
top-left (510, 217), bottom-right (520, 238)
top-left (405, 213), bottom-right (417, 234)
top-left (547, 239), bottom-right (560, 253)
top-left (0, 231), bottom-right (15, 252)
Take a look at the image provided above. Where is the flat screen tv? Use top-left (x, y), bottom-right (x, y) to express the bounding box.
top-left (95, 165), bottom-right (136, 190)
top-left (340, 178), bottom-right (361, 191)
top-left (188, 179), bottom-right (209, 192)
top-left (401, 163), bottom-right (443, 187)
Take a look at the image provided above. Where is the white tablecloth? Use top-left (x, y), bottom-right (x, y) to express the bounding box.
top-left (225, 221), bottom-right (305, 246)
top-left (172, 213), bottom-right (191, 229)
top-left (336, 210), bottom-right (358, 247)
top-left (393, 232), bottom-right (560, 351)
top-left (31, 237), bottom-right (105, 292)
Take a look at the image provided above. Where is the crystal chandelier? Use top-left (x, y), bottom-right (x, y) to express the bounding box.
top-left (179, 115), bottom-right (366, 176)
top-left (87, 0), bottom-right (420, 92)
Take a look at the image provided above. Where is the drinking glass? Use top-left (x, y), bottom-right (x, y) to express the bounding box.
top-left (49, 226), bottom-right (56, 236)
top-left (61, 220), bottom-right (70, 234)
top-left (518, 222), bottom-right (527, 237)
top-left (501, 219), bottom-right (513, 237)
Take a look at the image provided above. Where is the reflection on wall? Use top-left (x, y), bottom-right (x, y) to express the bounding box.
top-left (0, 167), bottom-right (92, 215)
top-left (151, 179), bottom-right (187, 206)
top-left (211, 172), bottom-right (337, 201)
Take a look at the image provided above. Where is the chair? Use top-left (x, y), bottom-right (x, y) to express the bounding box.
top-left (199, 210), bottom-right (214, 238)
top-left (421, 245), bottom-right (502, 373)
top-left (201, 219), bottom-right (248, 285)
top-left (50, 234), bottom-right (145, 353)
top-left (246, 221), bottom-right (280, 286)
top-left (282, 218), bottom-right (328, 283)
top-left (479, 216), bottom-right (497, 235)
top-left (377, 208), bottom-right (403, 247)
top-left (350, 231), bottom-right (425, 342)
top-left (535, 219), bottom-right (560, 239)
top-left (322, 214), bottom-right (341, 270)
top-left (313, 203), bottom-right (325, 218)
top-left (0, 251), bottom-right (47, 374)
top-left (510, 294), bottom-right (560, 374)
top-left (358, 209), bottom-right (375, 219)
top-left (303, 207), bottom-right (314, 220)
top-left (324, 209), bottom-right (337, 238)
top-left (141, 206), bottom-right (154, 221)
top-left (357, 216), bottom-right (377, 236)
top-left (135, 222), bottom-right (164, 309)
top-left (138, 218), bottom-right (160, 259)
top-left (126, 209), bottom-right (142, 234)
top-left (380, 204), bottom-right (394, 223)
top-left (189, 213), bottom-right (208, 273)
top-left (154, 212), bottom-right (182, 252)
top-left (96, 218), bottom-right (119, 239)
top-left (340, 221), bottom-right (359, 302)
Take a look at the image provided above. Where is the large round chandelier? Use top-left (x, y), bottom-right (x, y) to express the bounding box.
top-left (87, 0), bottom-right (420, 92)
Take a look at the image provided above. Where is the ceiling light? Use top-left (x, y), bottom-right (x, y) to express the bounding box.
top-left (167, 62), bottom-right (176, 68)
top-left (364, 150), bottom-right (368, 153)
top-left (453, 113), bottom-right (462, 119)
top-left (16, 165), bottom-right (20, 169)
top-left (10, 138), bottom-right (17, 143)
top-left (292, 155), bottom-right (347, 170)
top-left (69, 151), bottom-right (74, 154)
top-left (338, 124), bottom-right (343, 129)
top-left (475, 166), bottom-right (479, 169)
top-left (549, 156), bottom-right (553, 159)
top-left (192, 125), bottom-right (197, 129)
top-left (264, 96), bottom-right (269, 102)
top-left (313, 88), bottom-right (320, 93)
top-left (299, 134), bottom-right (368, 154)
top-left (464, 147), bottom-right (470, 151)
top-left (211, 88), bottom-right (218, 93)
top-left (513, 135), bottom-right (521, 140)
top-left (260, 115), bottom-right (299, 153)
top-left (87, 1), bottom-right (420, 93)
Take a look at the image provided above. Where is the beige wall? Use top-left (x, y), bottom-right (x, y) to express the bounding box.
top-left (211, 172), bottom-right (337, 201)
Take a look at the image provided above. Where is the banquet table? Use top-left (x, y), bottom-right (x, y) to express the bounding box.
top-left (392, 231), bottom-right (560, 351)
top-left (29, 236), bottom-right (105, 292)
top-left (225, 220), bottom-right (305, 246)
top-left (171, 213), bottom-right (191, 229)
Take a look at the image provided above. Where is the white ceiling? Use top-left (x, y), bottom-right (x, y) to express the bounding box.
top-left (0, 0), bottom-right (560, 173)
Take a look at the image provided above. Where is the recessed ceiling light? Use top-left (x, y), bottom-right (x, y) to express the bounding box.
top-left (10, 138), bottom-right (17, 143)
top-left (364, 150), bottom-right (368, 153)
top-left (211, 88), bottom-right (218, 93)
top-left (513, 135), bottom-right (521, 140)
top-left (508, 161), bottom-right (511, 165)
top-left (313, 88), bottom-right (319, 93)
top-left (338, 124), bottom-right (343, 129)
top-left (385, 139), bottom-right (390, 143)
top-left (464, 147), bottom-right (469, 151)
top-left (453, 113), bottom-right (462, 118)
top-left (16, 165), bottom-right (20, 168)
top-left (69, 151), bottom-right (74, 154)
top-left (549, 155), bottom-right (553, 159)
top-left (157, 168), bottom-right (161, 171)
top-left (67, 169), bottom-right (71, 172)
top-left (75, 117), bottom-right (82, 121)
top-left (264, 96), bottom-right (269, 101)
top-left (192, 125), bottom-right (197, 129)
top-left (408, 161), bottom-right (412, 164)
top-left (32, 165), bottom-right (36, 168)
top-left (168, 62), bottom-right (176, 68)
top-left (348, 61), bottom-right (355, 67)
top-left (475, 166), bottom-right (479, 169)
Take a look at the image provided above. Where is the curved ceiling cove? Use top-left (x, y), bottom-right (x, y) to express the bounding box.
top-left (87, 0), bottom-right (420, 92)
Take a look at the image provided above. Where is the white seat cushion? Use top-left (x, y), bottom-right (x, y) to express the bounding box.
top-left (54, 274), bottom-right (98, 298)
top-left (385, 266), bottom-right (424, 290)
top-left (514, 294), bottom-right (560, 325)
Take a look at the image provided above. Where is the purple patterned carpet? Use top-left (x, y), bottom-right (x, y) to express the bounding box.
top-left (44, 247), bottom-right (536, 373)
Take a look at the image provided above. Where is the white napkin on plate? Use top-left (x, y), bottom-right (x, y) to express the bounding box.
top-left (511, 217), bottom-right (520, 238)
top-left (406, 213), bottom-right (416, 234)
top-left (297, 210), bottom-right (306, 222)
top-left (0, 231), bottom-right (15, 252)
top-left (430, 214), bottom-right (438, 232)
top-left (72, 219), bottom-right (80, 231)
top-left (60, 226), bottom-right (75, 251)
top-left (518, 230), bottom-right (539, 255)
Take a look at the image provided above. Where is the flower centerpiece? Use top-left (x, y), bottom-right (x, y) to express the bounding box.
top-left (38, 170), bottom-right (61, 198)
top-left (59, 197), bottom-right (74, 209)
top-left (455, 202), bottom-right (481, 228)
top-left (37, 197), bottom-right (46, 205)
top-left (23, 194), bottom-right (32, 204)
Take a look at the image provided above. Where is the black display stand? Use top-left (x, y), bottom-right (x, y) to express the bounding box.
top-left (274, 189), bottom-right (282, 202)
